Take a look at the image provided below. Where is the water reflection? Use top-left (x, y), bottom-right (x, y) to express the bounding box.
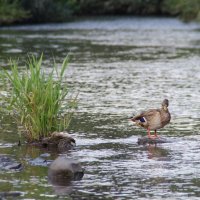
top-left (146, 145), bottom-right (170, 161)
top-left (0, 17), bottom-right (200, 199)
top-left (48, 156), bottom-right (84, 195)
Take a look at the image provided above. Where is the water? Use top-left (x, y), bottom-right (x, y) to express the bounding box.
top-left (0, 17), bottom-right (200, 199)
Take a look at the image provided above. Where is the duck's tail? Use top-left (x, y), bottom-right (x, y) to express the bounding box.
top-left (129, 114), bottom-right (136, 122)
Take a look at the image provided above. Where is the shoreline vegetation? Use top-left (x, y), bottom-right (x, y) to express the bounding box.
top-left (0, 0), bottom-right (200, 26)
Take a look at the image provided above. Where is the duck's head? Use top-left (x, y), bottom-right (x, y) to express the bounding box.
top-left (162, 99), bottom-right (169, 110)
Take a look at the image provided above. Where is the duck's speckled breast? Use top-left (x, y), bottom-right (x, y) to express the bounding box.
top-left (148, 110), bottom-right (170, 130)
top-left (147, 113), bottom-right (163, 130)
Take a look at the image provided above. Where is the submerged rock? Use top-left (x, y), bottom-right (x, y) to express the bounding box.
top-left (42, 132), bottom-right (76, 152)
top-left (0, 155), bottom-right (22, 171)
top-left (29, 157), bottom-right (51, 167)
top-left (29, 153), bottom-right (52, 167)
top-left (0, 191), bottom-right (22, 199)
top-left (48, 156), bottom-right (84, 186)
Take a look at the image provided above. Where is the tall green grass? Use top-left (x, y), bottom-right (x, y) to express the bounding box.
top-left (1, 54), bottom-right (77, 142)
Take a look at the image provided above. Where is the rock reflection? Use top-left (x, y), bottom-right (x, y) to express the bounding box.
top-left (48, 155), bottom-right (84, 195)
top-left (146, 145), bottom-right (170, 161)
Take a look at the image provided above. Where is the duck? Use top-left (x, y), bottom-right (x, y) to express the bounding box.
top-left (130, 99), bottom-right (171, 139)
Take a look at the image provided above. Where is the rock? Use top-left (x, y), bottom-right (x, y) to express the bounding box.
top-left (0, 191), bottom-right (22, 198)
top-left (51, 132), bottom-right (73, 139)
top-left (58, 138), bottom-right (76, 152)
top-left (29, 153), bottom-right (52, 167)
top-left (137, 136), bottom-right (167, 145)
top-left (0, 155), bottom-right (22, 171)
top-left (48, 156), bottom-right (84, 186)
top-left (4, 163), bottom-right (22, 170)
top-left (42, 132), bottom-right (76, 152)
top-left (29, 157), bottom-right (51, 167)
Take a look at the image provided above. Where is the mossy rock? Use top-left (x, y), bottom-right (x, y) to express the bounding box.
top-left (42, 132), bottom-right (76, 152)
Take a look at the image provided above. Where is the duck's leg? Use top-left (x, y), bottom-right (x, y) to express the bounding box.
top-left (147, 128), bottom-right (155, 139)
top-left (153, 130), bottom-right (159, 138)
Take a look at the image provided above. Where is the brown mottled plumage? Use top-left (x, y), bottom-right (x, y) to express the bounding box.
top-left (130, 99), bottom-right (171, 138)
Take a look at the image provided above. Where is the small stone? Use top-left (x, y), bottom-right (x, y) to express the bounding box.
top-left (0, 155), bottom-right (22, 171)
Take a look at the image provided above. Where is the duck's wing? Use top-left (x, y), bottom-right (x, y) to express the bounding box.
top-left (132, 109), bottom-right (160, 122)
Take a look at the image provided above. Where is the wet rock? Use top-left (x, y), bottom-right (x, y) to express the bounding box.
top-left (48, 156), bottom-right (84, 186)
top-left (0, 155), bottom-right (22, 171)
top-left (0, 191), bottom-right (22, 199)
top-left (29, 153), bottom-right (51, 167)
top-left (42, 132), bottom-right (76, 152)
top-left (58, 138), bottom-right (76, 152)
top-left (4, 163), bottom-right (22, 170)
top-left (137, 136), bottom-right (167, 145)
top-left (29, 157), bottom-right (51, 167)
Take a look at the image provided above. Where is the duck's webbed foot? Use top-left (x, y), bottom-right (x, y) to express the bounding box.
top-left (147, 129), bottom-right (159, 139)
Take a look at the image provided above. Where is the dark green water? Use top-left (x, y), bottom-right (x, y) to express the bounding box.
top-left (0, 17), bottom-right (200, 199)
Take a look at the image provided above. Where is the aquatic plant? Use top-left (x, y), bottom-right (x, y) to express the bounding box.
top-left (0, 54), bottom-right (77, 142)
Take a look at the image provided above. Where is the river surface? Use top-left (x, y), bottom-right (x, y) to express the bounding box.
top-left (0, 17), bottom-right (200, 199)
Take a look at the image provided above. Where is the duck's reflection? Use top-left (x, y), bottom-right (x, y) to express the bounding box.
top-left (146, 145), bottom-right (170, 160)
top-left (48, 155), bottom-right (84, 195)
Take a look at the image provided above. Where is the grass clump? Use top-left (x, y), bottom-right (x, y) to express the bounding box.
top-left (1, 54), bottom-right (77, 142)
